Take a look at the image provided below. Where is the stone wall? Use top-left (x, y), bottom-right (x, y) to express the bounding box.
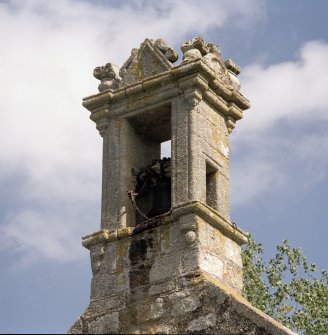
top-left (69, 204), bottom-right (293, 334)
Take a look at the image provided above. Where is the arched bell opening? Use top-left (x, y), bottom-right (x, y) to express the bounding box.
top-left (126, 103), bottom-right (172, 225)
top-left (132, 158), bottom-right (171, 223)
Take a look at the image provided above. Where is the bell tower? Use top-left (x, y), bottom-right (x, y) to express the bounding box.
top-left (69, 38), bottom-right (294, 335)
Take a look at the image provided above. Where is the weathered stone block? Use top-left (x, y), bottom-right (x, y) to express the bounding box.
top-left (88, 312), bottom-right (120, 334)
top-left (170, 292), bottom-right (201, 316)
top-left (186, 312), bottom-right (217, 332)
top-left (148, 277), bottom-right (178, 296)
top-left (149, 253), bottom-right (181, 283)
top-left (90, 271), bottom-right (129, 300)
top-left (150, 297), bottom-right (165, 320)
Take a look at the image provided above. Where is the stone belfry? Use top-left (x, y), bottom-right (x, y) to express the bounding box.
top-left (69, 38), bottom-right (294, 334)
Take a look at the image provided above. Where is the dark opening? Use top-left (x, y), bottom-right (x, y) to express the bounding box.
top-left (206, 162), bottom-right (217, 208)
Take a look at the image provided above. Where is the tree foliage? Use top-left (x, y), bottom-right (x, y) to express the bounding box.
top-left (242, 236), bottom-right (328, 335)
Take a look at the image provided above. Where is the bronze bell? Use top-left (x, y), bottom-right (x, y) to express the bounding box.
top-left (148, 178), bottom-right (171, 218)
top-left (131, 157), bottom-right (171, 219)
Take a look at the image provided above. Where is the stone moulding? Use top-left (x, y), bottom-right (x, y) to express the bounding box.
top-left (82, 201), bottom-right (247, 250)
top-left (82, 228), bottom-right (133, 249)
top-left (82, 59), bottom-right (250, 125)
top-left (83, 59), bottom-right (250, 106)
top-left (170, 201), bottom-right (248, 245)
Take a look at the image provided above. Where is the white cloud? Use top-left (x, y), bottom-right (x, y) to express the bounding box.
top-left (231, 159), bottom-right (281, 206)
top-left (2, 209), bottom-right (79, 261)
top-left (231, 40), bottom-right (328, 205)
top-left (238, 40), bottom-right (328, 137)
top-left (0, 0), bottom-right (265, 264)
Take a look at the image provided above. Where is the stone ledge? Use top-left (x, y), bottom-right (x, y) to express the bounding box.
top-left (170, 201), bottom-right (248, 245)
top-left (82, 59), bottom-right (250, 115)
top-left (82, 201), bottom-right (248, 250)
top-left (82, 228), bottom-right (133, 249)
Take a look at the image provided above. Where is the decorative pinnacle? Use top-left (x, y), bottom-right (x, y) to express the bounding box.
top-left (93, 63), bottom-right (120, 81)
top-left (93, 63), bottom-right (121, 92)
top-left (180, 36), bottom-right (221, 57)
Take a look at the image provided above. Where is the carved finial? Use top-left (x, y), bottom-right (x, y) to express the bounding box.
top-left (181, 37), bottom-right (231, 85)
top-left (93, 63), bottom-right (121, 92)
top-left (181, 36), bottom-right (209, 55)
top-left (154, 39), bottom-right (178, 63)
top-left (206, 43), bottom-right (221, 58)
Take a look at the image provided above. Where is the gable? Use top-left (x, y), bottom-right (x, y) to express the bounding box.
top-left (119, 39), bottom-right (177, 87)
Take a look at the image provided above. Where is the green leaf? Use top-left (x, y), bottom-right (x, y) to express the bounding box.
top-left (242, 235), bottom-right (328, 335)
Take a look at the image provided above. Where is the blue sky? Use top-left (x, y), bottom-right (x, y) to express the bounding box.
top-left (0, 0), bottom-right (328, 333)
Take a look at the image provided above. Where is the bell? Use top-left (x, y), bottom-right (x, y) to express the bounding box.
top-left (147, 178), bottom-right (171, 218)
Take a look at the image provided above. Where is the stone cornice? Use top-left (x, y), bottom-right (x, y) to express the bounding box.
top-left (81, 201), bottom-right (248, 250)
top-left (82, 227), bottom-right (133, 249)
top-left (82, 59), bottom-right (250, 121)
top-left (170, 201), bottom-right (248, 246)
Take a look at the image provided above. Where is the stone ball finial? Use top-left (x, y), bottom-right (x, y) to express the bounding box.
top-left (182, 48), bottom-right (202, 63)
